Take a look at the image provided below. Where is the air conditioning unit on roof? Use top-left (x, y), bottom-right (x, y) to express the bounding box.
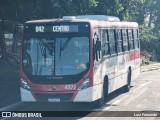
top-left (75, 15), bottom-right (120, 22)
top-left (62, 16), bottom-right (76, 21)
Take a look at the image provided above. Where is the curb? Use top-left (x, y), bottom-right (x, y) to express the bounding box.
top-left (141, 63), bottom-right (160, 72)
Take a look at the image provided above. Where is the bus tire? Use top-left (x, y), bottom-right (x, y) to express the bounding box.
top-left (95, 76), bottom-right (108, 108)
top-left (124, 68), bottom-right (132, 92)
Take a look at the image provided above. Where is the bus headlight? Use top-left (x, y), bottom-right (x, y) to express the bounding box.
top-left (77, 77), bottom-right (91, 91)
top-left (20, 78), bottom-right (31, 91)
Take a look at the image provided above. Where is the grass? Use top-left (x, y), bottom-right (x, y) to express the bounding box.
top-left (141, 56), bottom-right (158, 66)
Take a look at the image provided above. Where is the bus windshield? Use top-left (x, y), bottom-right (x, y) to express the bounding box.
top-left (22, 36), bottom-right (89, 76)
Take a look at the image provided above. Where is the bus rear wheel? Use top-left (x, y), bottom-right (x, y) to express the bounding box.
top-left (124, 68), bottom-right (131, 92)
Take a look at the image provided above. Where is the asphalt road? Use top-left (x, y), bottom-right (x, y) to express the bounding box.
top-left (1, 70), bottom-right (160, 120)
top-left (0, 62), bottom-right (20, 108)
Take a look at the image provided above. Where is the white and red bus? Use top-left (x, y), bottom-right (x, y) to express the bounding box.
top-left (20, 15), bottom-right (140, 106)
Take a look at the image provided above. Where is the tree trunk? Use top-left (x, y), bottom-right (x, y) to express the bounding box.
top-left (148, 10), bottom-right (153, 27)
top-left (0, 18), bottom-right (7, 60)
top-left (12, 10), bottom-right (18, 54)
top-left (12, 23), bottom-right (18, 53)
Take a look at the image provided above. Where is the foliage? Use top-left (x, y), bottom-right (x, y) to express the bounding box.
top-left (0, 0), bottom-right (160, 61)
top-left (140, 24), bottom-right (160, 60)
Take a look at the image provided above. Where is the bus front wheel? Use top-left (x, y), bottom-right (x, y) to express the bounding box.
top-left (95, 76), bottom-right (108, 108)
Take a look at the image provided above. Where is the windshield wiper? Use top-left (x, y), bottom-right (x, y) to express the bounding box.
top-left (59, 37), bottom-right (72, 60)
top-left (60, 37), bottom-right (72, 51)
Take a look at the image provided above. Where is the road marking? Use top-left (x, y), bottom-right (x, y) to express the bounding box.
top-left (102, 99), bottom-right (122, 111)
top-left (125, 88), bottom-right (147, 105)
top-left (102, 106), bottom-right (112, 111)
top-left (0, 79), bottom-right (153, 120)
top-left (94, 99), bottom-right (122, 116)
top-left (94, 81), bottom-right (152, 113)
top-left (1, 118), bottom-right (8, 120)
top-left (93, 80), bottom-right (152, 117)
top-left (0, 102), bottom-right (22, 111)
top-left (131, 81), bottom-right (152, 93)
top-left (140, 81), bottom-right (152, 87)
top-left (0, 102), bottom-right (22, 120)
top-left (113, 99), bottom-right (122, 105)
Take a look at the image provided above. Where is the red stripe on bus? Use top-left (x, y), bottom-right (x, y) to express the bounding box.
top-left (127, 50), bottom-right (140, 61)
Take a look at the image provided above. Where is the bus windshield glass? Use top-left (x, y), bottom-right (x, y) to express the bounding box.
top-left (22, 36), bottom-right (89, 76)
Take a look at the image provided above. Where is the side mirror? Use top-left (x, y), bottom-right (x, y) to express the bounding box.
top-left (96, 40), bottom-right (101, 51)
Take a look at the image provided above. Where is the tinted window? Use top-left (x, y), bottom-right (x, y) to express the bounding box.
top-left (117, 29), bottom-right (123, 52)
top-left (133, 29), bottom-right (139, 49)
top-left (108, 29), bottom-right (116, 54)
top-left (128, 29), bottom-right (134, 50)
top-left (101, 29), bottom-right (110, 56)
top-left (122, 29), bottom-right (128, 51)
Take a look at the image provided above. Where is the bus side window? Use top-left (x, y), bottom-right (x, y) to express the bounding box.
top-left (133, 29), bottom-right (139, 49)
top-left (137, 29), bottom-right (140, 48)
top-left (122, 29), bottom-right (128, 51)
top-left (128, 29), bottom-right (134, 50)
top-left (108, 29), bottom-right (116, 54)
top-left (117, 29), bottom-right (123, 53)
top-left (101, 29), bottom-right (109, 56)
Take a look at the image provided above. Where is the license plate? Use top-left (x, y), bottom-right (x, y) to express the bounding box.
top-left (48, 98), bottom-right (60, 102)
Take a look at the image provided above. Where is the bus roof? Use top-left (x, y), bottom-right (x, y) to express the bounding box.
top-left (25, 18), bottom-right (90, 24)
top-left (25, 15), bottom-right (138, 28)
top-left (26, 15), bottom-right (120, 23)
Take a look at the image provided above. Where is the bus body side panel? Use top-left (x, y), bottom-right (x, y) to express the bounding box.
top-left (116, 53), bottom-right (128, 91)
top-left (73, 87), bottom-right (93, 102)
top-left (74, 85), bottom-right (103, 102)
top-left (92, 64), bottom-right (103, 101)
top-left (132, 49), bottom-right (141, 81)
top-left (92, 50), bottom-right (141, 98)
top-left (132, 67), bottom-right (141, 81)
top-left (101, 56), bottom-right (119, 94)
top-left (20, 88), bottom-right (36, 101)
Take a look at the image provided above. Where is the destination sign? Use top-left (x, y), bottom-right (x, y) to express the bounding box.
top-left (24, 23), bottom-right (90, 35)
top-left (35, 25), bottom-right (78, 33)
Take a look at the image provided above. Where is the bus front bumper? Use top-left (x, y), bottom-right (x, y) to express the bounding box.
top-left (20, 84), bottom-right (102, 102)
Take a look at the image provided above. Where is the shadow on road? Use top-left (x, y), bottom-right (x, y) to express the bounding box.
top-left (0, 61), bottom-right (20, 108)
top-left (9, 86), bottom-right (133, 118)
top-left (0, 61), bottom-right (134, 118)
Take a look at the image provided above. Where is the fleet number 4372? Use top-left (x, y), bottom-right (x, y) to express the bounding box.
top-left (65, 85), bottom-right (76, 90)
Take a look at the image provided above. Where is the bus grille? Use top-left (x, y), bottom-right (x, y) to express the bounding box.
top-left (35, 93), bottom-right (73, 101)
